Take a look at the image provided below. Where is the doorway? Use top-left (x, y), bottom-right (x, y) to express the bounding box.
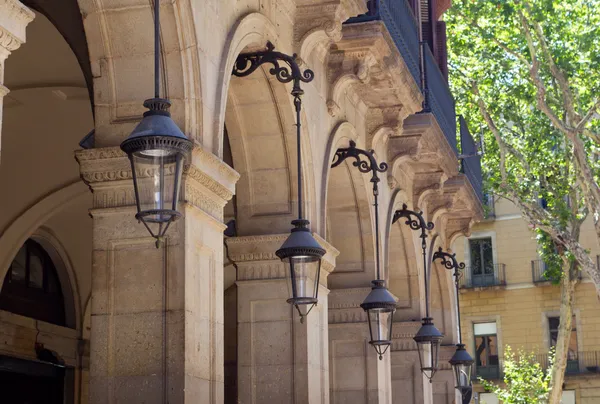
top-left (0, 355), bottom-right (66, 404)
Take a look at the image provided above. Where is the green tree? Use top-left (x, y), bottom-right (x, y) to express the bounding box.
top-left (480, 347), bottom-right (552, 404)
top-left (446, 1), bottom-right (598, 401)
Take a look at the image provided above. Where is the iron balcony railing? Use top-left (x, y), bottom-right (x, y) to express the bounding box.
top-left (531, 259), bottom-right (582, 283)
top-left (346, 0), bottom-right (421, 83)
top-left (459, 116), bottom-right (483, 202)
top-left (423, 44), bottom-right (457, 154)
top-left (474, 351), bottom-right (600, 382)
top-left (459, 264), bottom-right (506, 289)
top-left (475, 364), bottom-right (501, 380)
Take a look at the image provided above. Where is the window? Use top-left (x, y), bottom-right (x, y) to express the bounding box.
top-left (469, 238), bottom-right (494, 275)
top-left (549, 316), bottom-right (579, 372)
top-left (0, 240), bottom-right (65, 326)
top-left (469, 237), bottom-right (496, 287)
top-left (474, 322), bottom-right (500, 379)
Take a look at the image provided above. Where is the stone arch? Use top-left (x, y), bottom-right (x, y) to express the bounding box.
top-left (0, 181), bottom-right (88, 281)
top-left (214, 13), bottom-right (280, 157)
top-left (323, 122), bottom-right (376, 289)
top-left (220, 14), bottom-right (319, 236)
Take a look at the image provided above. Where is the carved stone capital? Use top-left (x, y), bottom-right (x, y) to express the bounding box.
top-left (326, 21), bottom-right (423, 121)
top-left (226, 232), bottom-right (337, 283)
top-left (75, 146), bottom-right (238, 222)
top-left (294, 0), bottom-right (367, 61)
top-left (0, 0), bottom-right (34, 53)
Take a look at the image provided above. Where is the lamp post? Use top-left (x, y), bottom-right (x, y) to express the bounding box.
top-left (331, 141), bottom-right (397, 360)
top-left (120, 0), bottom-right (193, 247)
top-left (433, 247), bottom-right (474, 404)
top-left (393, 204), bottom-right (443, 380)
top-left (232, 43), bottom-right (325, 321)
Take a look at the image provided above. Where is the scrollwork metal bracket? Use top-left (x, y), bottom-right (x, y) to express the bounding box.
top-left (331, 140), bottom-right (388, 195)
top-left (432, 247), bottom-right (466, 280)
top-left (232, 41), bottom-right (314, 97)
top-left (392, 204), bottom-right (434, 249)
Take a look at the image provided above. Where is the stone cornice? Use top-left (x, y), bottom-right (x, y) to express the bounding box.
top-left (75, 146), bottom-right (236, 217)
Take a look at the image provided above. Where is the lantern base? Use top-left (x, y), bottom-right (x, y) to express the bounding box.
top-left (136, 209), bottom-right (182, 247)
top-left (287, 297), bottom-right (318, 322)
top-left (368, 340), bottom-right (392, 360)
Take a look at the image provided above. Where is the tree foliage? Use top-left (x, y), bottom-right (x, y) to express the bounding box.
top-left (480, 347), bottom-right (552, 404)
top-left (446, 0), bottom-right (599, 290)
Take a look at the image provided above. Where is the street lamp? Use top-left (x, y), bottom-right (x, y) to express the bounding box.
top-left (433, 247), bottom-right (474, 403)
top-left (120, 0), bottom-right (193, 247)
top-left (393, 204), bottom-right (443, 380)
top-left (331, 141), bottom-right (397, 359)
top-left (232, 43), bottom-right (325, 321)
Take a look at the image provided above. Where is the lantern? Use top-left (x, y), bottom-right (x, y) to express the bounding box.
top-left (276, 219), bottom-right (326, 319)
top-left (360, 280), bottom-right (397, 359)
top-left (449, 343), bottom-right (474, 391)
top-left (414, 317), bottom-right (444, 380)
top-left (120, 98), bottom-right (192, 245)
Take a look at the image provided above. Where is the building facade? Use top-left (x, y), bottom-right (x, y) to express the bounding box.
top-left (453, 197), bottom-right (600, 404)
top-left (0, 0), bottom-right (482, 403)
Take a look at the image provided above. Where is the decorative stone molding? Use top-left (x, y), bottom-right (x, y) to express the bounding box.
top-left (0, 0), bottom-right (34, 51)
top-left (326, 22), bottom-right (423, 121)
top-left (226, 232), bottom-right (337, 283)
top-left (0, 0), bottom-right (34, 162)
top-left (75, 146), bottom-right (237, 221)
top-left (294, 0), bottom-right (366, 62)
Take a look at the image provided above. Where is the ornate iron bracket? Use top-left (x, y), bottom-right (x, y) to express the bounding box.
top-left (232, 42), bottom-right (314, 97)
top-left (331, 140), bottom-right (388, 195)
top-left (392, 204), bottom-right (434, 249)
top-left (432, 247), bottom-right (465, 280)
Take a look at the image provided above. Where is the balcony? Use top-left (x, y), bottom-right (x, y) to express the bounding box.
top-left (531, 260), bottom-right (582, 283)
top-left (346, 0), bottom-right (421, 84)
top-left (345, 0), bottom-right (459, 154)
top-left (535, 352), bottom-right (600, 375)
top-left (475, 365), bottom-right (501, 380)
top-left (459, 264), bottom-right (506, 289)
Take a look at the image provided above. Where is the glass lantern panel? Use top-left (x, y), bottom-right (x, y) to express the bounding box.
top-left (454, 363), bottom-right (473, 388)
top-left (286, 256), bottom-right (320, 301)
top-left (367, 309), bottom-right (392, 343)
top-left (132, 151), bottom-right (184, 223)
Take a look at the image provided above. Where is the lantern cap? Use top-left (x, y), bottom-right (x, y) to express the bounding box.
top-left (449, 344), bottom-right (474, 366)
top-left (413, 317), bottom-right (444, 344)
top-left (360, 280), bottom-right (397, 311)
top-left (276, 220), bottom-right (326, 260)
top-left (120, 98), bottom-right (193, 157)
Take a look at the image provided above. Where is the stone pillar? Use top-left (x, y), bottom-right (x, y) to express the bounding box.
top-left (0, 0), bottom-right (34, 161)
top-left (328, 288), bottom-right (394, 404)
top-left (226, 234), bottom-right (338, 403)
top-left (76, 147), bottom-right (239, 404)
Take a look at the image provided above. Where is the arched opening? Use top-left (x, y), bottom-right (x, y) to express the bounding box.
top-left (325, 140), bottom-right (376, 290)
top-left (0, 239), bottom-right (66, 326)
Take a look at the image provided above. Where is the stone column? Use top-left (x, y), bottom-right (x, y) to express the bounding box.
top-left (226, 234), bottom-right (338, 403)
top-left (76, 146), bottom-right (239, 404)
top-left (0, 0), bottom-right (34, 161)
top-left (328, 288), bottom-right (394, 404)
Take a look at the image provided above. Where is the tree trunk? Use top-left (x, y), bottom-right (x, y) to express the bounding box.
top-left (547, 260), bottom-right (577, 404)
